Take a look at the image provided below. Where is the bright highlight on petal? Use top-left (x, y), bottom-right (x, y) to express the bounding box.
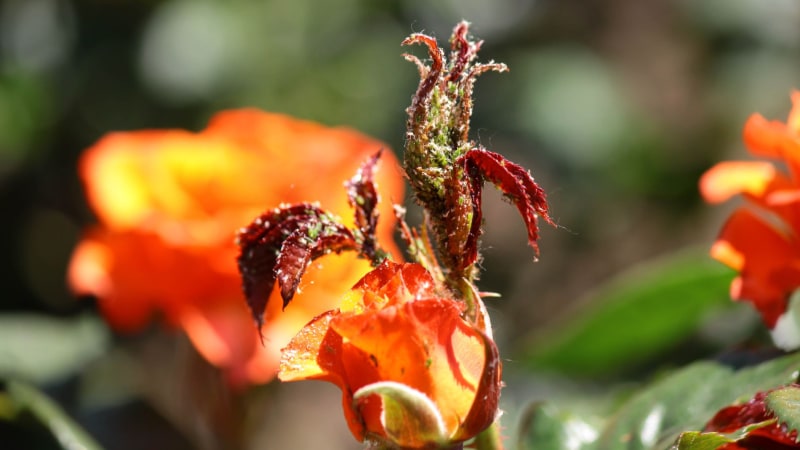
top-left (699, 161), bottom-right (777, 204)
top-left (709, 240), bottom-right (744, 272)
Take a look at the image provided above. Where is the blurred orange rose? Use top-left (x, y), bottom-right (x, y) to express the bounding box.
top-left (700, 92), bottom-right (800, 350)
top-left (68, 110), bottom-right (404, 386)
top-left (280, 261), bottom-right (501, 449)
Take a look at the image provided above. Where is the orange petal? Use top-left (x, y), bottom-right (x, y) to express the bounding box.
top-left (715, 209), bottom-right (796, 271)
top-left (279, 310), bottom-right (342, 382)
top-left (179, 302), bottom-right (276, 388)
top-left (202, 110), bottom-right (405, 255)
top-left (68, 232), bottom-right (152, 331)
top-left (350, 261), bottom-right (439, 308)
top-left (699, 161), bottom-right (781, 204)
top-left (331, 298), bottom-right (486, 436)
top-left (279, 311), bottom-right (371, 441)
top-left (743, 114), bottom-right (800, 177)
top-left (714, 208), bottom-right (800, 326)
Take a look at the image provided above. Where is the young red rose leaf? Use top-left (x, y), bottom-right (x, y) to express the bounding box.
top-left (401, 33), bottom-right (443, 137)
top-left (236, 203), bottom-right (357, 329)
top-left (346, 150), bottom-right (386, 263)
top-left (275, 222), bottom-right (358, 307)
top-left (445, 21), bottom-right (481, 85)
top-left (460, 158), bottom-right (484, 269)
top-left (460, 148), bottom-right (554, 262)
top-left (444, 23), bottom-right (507, 147)
top-left (442, 169), bottom-right (477, 269)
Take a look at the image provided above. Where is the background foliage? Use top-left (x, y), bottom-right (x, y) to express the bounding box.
top-left (1, 0), bottom-right (800, 449)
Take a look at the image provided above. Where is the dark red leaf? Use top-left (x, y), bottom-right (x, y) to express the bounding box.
top-left (704, 384), bottom-right (800, 449)
top-left (346, 150), bottom-right (384, 262)
top-left (462, 158), bottom-right (484, 268)
top-left (460, 148), bottom-right (554, 261)
top-left (401, 32), bottom-right (444, 136)
top-left (276, 224), bottom-right (359, 308)
top-left (445, 21), bottom-right (482, 84)
top-left (236, 203), bottom-right (357, 330)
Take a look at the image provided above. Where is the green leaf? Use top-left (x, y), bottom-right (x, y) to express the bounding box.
top-left (518, 402), bottom-right (599, 450)
top-left (2, 379), bottom-right (102, 450)
top-left (670, 419), bottom-right (779, 450)
top-left (517, 351), bottom-right (800, 450)
top-left (766, 385), bottom-right (800, 437)
top-left (670, 431), bottom-right (732, 450)
top-left (595, 352), bottom-right (800, 450)
top-left (520, 249), bottom-right (738, 377)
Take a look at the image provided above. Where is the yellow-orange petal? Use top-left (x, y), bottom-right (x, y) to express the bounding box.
top-left (699, 161), bottom-right (780, 204)
top-left (202, 110), bottom-right (405, 254)
top-left (331, 299), bottom-right (486, 437)
top-left (80, 131), bottom-right (257, 240)
top-left (279, 310), bottom-right (341, 382)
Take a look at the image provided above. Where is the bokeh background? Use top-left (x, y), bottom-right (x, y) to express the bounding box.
top-left (2, 0), bottom-right (800, 449)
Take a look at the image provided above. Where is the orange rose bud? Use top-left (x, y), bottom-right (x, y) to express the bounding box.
top-left (68, 110), bottom-right (403, 386)
top-left (279, 261), bottom-right (502, 449)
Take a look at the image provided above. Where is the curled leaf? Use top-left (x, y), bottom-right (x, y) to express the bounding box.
top-left (459, 148), bottom-right (554, 265)
top-left (236, 204), bottom-right (357, 329)
top-left (346, 150), bottom-right (385, 263)
top-left (456, 329), bottom-right (502, 441)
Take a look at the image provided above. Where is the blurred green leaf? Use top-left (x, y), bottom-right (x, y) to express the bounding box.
top-left (0, 314), bottom-right (110, 384)
top-left (520, 250), bottom-right (737, 377)
top-left (2, 379), bottom-right (102, 450)
top-left (518, 351), bottom-right (800, 450)
top-left (766, 385), bottom-right (800, 436)
top-left (518, 402), bottom-right (599, 450)
top-left (0, 69), bottom-right (51, 175)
